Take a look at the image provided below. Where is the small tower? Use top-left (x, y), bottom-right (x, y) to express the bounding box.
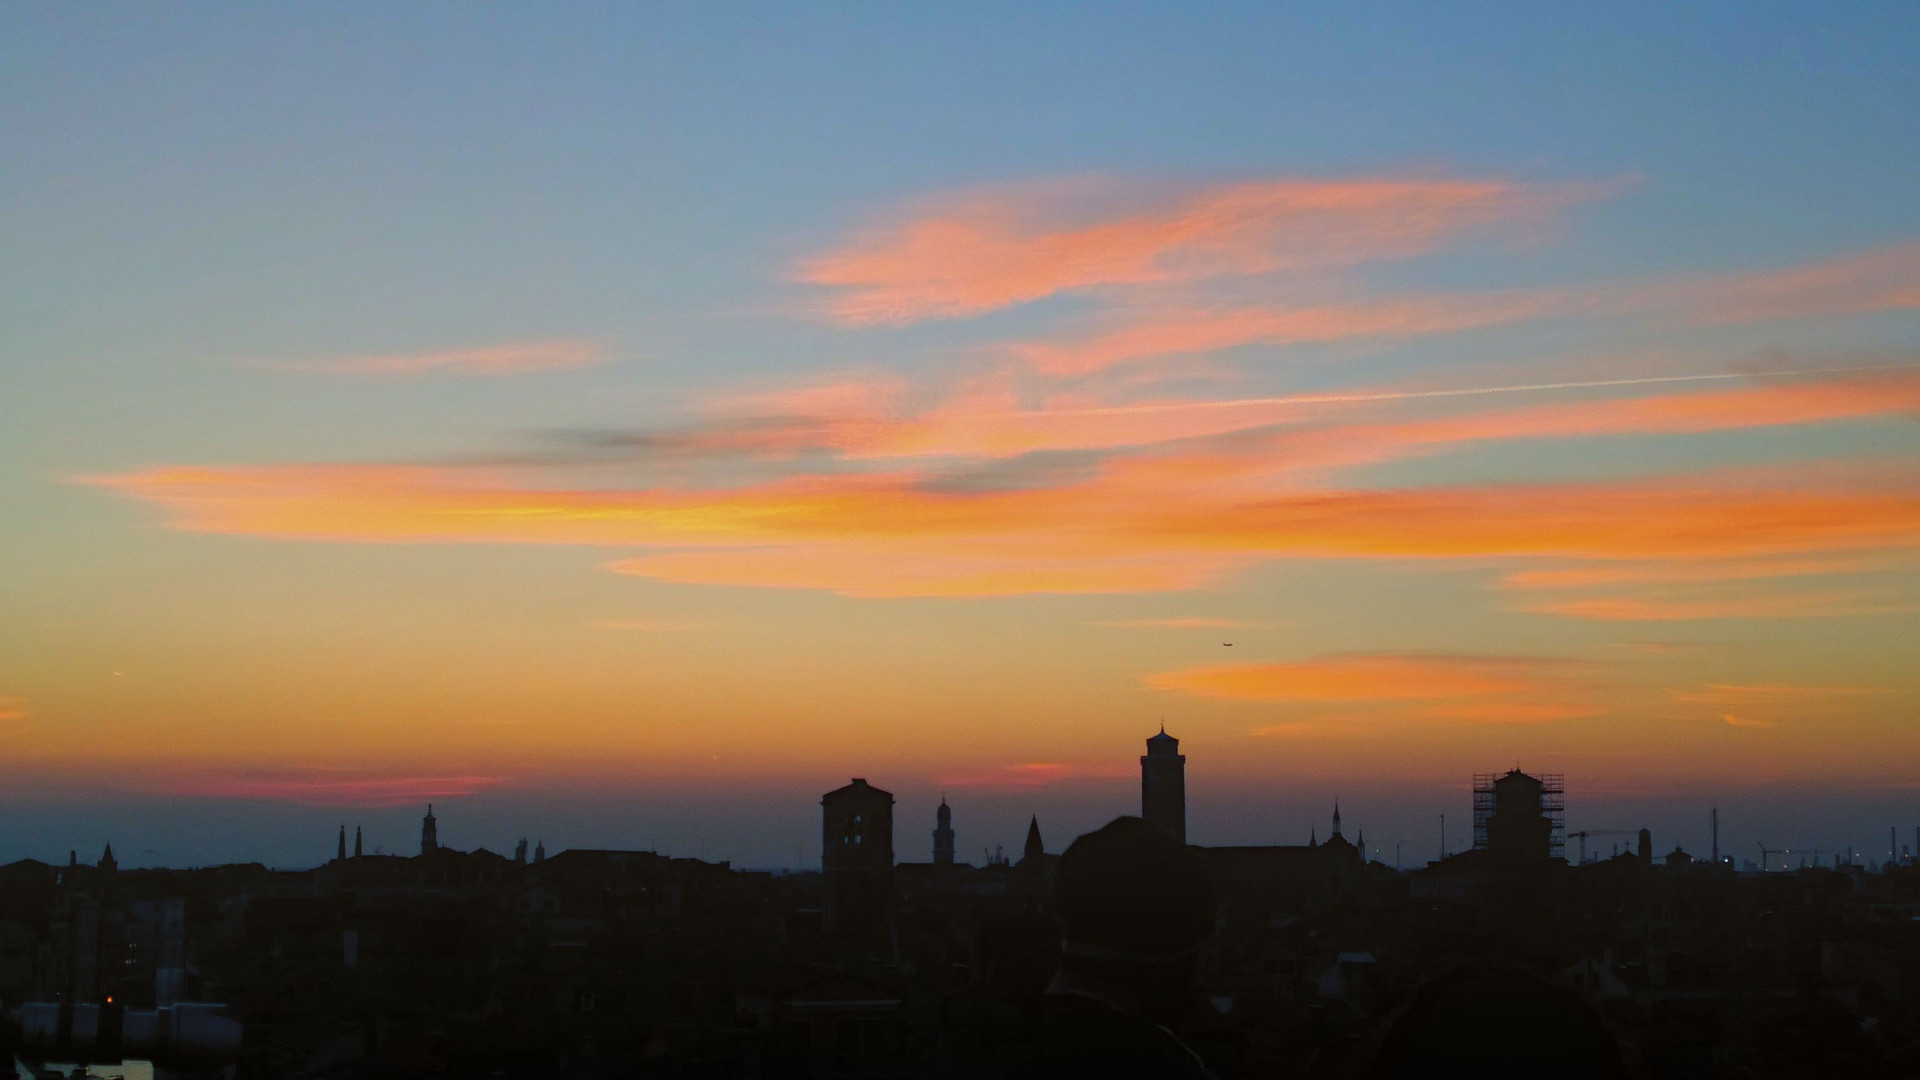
top-left (1023, 816), bottom-right (1045, 865)
top-left (514, 838), bottom-right (528, 865)
top-left (533, 839), bottom-right (546, 863)
top-left (337, 825), bottom-right (347, 862)
top-left (354, 826), bottom-right (363, 858)
top-left (421, 804), bottom-right (439, 855)
top-left (1332, 803), bottom-right (1344, 839)
top-left (98, 844), bottom-right (117, 873)
top-left (933, 798), bottom-right (955, 867)
top-left (1141, 726), bottom-right (1187, 843)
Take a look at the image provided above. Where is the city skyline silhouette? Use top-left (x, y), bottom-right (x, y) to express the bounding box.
top-left (4, 4), bottom-right (1919, 1075)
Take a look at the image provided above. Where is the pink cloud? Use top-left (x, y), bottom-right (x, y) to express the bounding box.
top-left (250, 340), bottom-right (602, 377)
top-left (800, 175), bottom-right (1607, 324)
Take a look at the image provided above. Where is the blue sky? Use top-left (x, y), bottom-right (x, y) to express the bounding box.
top-left (3, 3), bottom-right (1919, 870)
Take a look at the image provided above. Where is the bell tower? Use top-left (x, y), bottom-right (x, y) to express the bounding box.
top-left (1141, 726), bottom-right (1187, 843)
top-left (421, 804), bottom-right (439, 855)
top-left (933, 797), bottom-right (955, 866)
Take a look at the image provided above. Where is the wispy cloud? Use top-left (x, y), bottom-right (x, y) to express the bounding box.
top-left (590, 617), bottom-right (711, 632)
top-left (1669, 682), bottom-right (1895, 730)
top-left (1671, 683), bottom-right (1893, 706)
top-left (82, 456), bottom-right (1920, 597)
top-left (1146, 653), bottom-right (1576, 701)
top-left (1149, 653), bottom-right (1601, 726)
top-left (1091, 617), bottom-right (1266, 629)
top-left (1005, 241), bottom-right (1920, 373)
top-left (1529, 592), bottom-right (1914, 621)
top-left (0, 696), bottom-right (26, 722)
top-left (172, 770), bottom-right (507, 807)
top-left (933, 761), bottom-right (1134, 789)
top-left (800, 175), bottom-right (1609, 324)
top-left (249, 339), bottom-right (602, 377)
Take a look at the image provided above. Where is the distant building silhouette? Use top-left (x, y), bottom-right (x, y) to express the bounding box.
top-left (1474, 769), bottom-right (1564, 863)
top-left (1141, 726), bottom-right (1187, 843)
top-left (933, 797), bottom-right (955, 867)
top-left (353, 825), bottom-right (363, 858)
top-left (421, 804), bottom-right (439, 855)
top-left (821, 778), bottom-right (893, 935)
top-left (336, 825), bottom-right (347, 862)
top-left (97, 843), bottom-right (116, 873)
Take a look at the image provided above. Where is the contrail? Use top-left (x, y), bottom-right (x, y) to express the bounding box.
top-left (987, 361), bottom-right (1920, 419)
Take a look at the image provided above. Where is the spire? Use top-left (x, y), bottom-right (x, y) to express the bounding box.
top-left (354, 826), bottom-right (363, 858)
top-left (1024, 815), bottom-right (1044, 863)
top-left (1357, 829), bottom-right (1366, 860)
top-left (99, 844), bottom-right (116, 872)
top-left (1331, 802), bottom-right (1343, 838)
top-left (337, 825), bottom-right (347, 862)
top-left (1310, 828), bottom-right (1317, 847)
top-left (421, 804), bottom-right (439, 855)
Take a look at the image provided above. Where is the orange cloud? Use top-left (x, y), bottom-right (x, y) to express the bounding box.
top-left (800, 176), bottom-right (1604, 324)
top-left (685, 363), bottom-right (1920, 469)
top-left (1145, 653), bottom-right (1570, 701)
top-left (250, 339), bottom-right (601, 376)
top-left (1531, 592), bottom-right (1913, 621)
top-left (1722, 714), bottom-right (1779, 729)
top-left (85, 457), bottom-right (1920, 597)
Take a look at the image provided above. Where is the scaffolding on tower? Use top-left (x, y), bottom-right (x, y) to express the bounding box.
top-left (1473, 771), bottom-right (1565, 861)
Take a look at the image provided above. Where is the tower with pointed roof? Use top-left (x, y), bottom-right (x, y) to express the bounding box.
top-left (337, 824), bottom-right (347, 862)
top-left (421, 804), bottom-right (438, 855)
top-left (1141, 725), bottom-right (1187, 843)
top-left (933, 798), bottom-right (955, 866)
top-left (1332, 803), bottom-right (1343, 839)
top-left (1023, 816), bottom-right (1045, 865)
top-left (354, 826), bottom-right (363, 858)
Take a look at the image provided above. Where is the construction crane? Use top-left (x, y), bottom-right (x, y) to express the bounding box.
top-left (1757, 843), bottom-right (1833, 872)
top-left (1568, 829), bottom-right (1638, 864)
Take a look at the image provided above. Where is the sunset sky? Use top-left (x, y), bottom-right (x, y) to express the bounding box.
top-left (4, 4), bottom-right (1919, 871)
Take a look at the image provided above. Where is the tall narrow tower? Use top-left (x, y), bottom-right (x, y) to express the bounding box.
top-left (822, 778), bottom-right (895, 935)
top-left (337, 825), bottom-right (347, 862)
top-left (421, 804), bottom-right (438, 855)
top-left (1141, 726), bottom-right (1187, 843)
top-left (933, 798), bottom-right (955, 867)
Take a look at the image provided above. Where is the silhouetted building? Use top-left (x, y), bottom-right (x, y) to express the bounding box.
top-left (98, 844), bottom-right (116, 873)
top-left (933, 797), bottom-right (955, 867)
top-left (1638, 827), bottom-right (1653, 866)
top-left (822, 778), bottom-right (894, 935)
top-left (1141, 726), bottom-right (1187, 843)
top-left (1474, 769), bottom-right (1564, 863)
top-left (420, 804), bottom-right (438, 855)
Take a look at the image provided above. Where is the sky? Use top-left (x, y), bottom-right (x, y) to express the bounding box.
top-left (4, 3), bottom-right (1919, 872)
